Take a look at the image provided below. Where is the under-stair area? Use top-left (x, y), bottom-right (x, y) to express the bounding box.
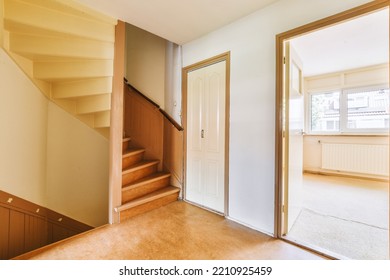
top-left (1, 0), bottom-right (116, 138)
top-left (116, 137), bottom-right (180, 221)
top-left (1, 0), bottom-right (184, 225)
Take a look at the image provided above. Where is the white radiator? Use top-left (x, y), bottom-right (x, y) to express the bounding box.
top-left (321, 143), bottom-right (389, 176)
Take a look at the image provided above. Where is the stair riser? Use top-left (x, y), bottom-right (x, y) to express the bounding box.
top-left (122, 165), bottom-right (158, 186)
top-left (122, 153), bottom-right (144, 170)
top-left (120, 193), bottom-right (179, 221)
top-left (8, 33), bottom-right (114, 60)
top-left (76, 94), bottom-right (111, 115)
top-left (122, 140), bottom-right (131, 153)
top-left (52, 77), bottom-right (113, 99)
top-left (34, 60), bottom-right (113, 81)
top-left (122, 177), bottom-right (170, 204)
top-left (94, 111), bottom-right (110, 128)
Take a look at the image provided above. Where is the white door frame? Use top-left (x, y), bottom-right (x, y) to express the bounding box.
top-left (182, 52), bottom-right (230, 216)
top-left (275, 0), bottom-right (390, 258)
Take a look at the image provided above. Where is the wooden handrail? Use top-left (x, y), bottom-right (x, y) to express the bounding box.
top-left (124, 79), bottom-right (184, 131)
top-left (159, 109), bottom-right (183, 131)
top-left (124, 78), bottom-right (160, 108)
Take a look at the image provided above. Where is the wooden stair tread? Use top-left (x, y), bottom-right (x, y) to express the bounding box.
top-left (116, 186), bottom-right (180, 212)
top-left (122, 172), bottom-right (171, 191)
top-left (122, 147), bottom-right (145, 158)
top-left (122, 160), bottom-right (159, 174)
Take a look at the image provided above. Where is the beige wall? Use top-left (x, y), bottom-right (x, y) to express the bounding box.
top-left (46, 103), bottom-right (109, 227)
top-left (0, 0), bottom-right (3, 47)
top-left (0, 48), bottom-right (109, 227)
top-left (126, 24), bottom-right (166, 109)
top-left (0, 48), bottom-right (48, 206)
top-left (305, 64), bottom-right (389, 93)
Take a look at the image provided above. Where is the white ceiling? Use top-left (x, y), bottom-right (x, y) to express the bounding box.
top-left (290, 8), bottom-right (389, 77)
top-left (74, 0), bottom-right (388, 76)
top-left (74, 0), bottom-right (279, 44)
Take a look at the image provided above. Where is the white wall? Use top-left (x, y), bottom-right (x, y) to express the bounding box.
top-left (304, 135), bottom-right (388, 178)
top-left (182, 0), bottom-right (372, 234)
top-left (0, 48), bottom-right (109, 227)
top-left (165, 42), bottom-right (182, 124)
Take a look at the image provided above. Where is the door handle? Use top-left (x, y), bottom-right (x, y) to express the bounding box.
top-left (201, 129), bottom-right (205, 138)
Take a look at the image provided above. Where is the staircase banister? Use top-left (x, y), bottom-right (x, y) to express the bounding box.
top-left (124, 78), bottom-right (160, 108)
top-left (159, 109), bottom-right (184, 131)
top-left (124, 78), bottom-right (183, 131)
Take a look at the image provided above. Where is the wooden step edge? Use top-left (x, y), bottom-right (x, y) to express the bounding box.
top-left (122, 172), bottom-right (171, 192)
top-left (123, 137), bottom-right (131, 143)
top-left (122, 148), bottom-right (145, 158)
top-left (122, 160), bottom-right (159, 175)
top-left (115, 186), bottom-right (180, 212)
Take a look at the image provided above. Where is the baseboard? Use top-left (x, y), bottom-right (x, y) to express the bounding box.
top-left (303, 169), bottom-right (389, 182)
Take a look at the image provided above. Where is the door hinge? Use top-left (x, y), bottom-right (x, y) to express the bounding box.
top-left (282, 205), bottom-right (285, 213)
top-left (201, 129), bottom-right (205, 138)
top-left (283, 57), bottom-right (286, 64)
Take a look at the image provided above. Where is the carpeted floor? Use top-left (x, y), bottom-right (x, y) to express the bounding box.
top-left (287, 174), bottom-right (389, 260)
top-left (288, 208), bottom-right (389, 260)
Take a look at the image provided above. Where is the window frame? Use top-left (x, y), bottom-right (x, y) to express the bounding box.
top-left (306, 84), bottom-right (390, 135)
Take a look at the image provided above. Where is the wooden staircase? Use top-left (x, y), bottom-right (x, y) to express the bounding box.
top-left (1, 0), bottom-right (116, 138)
top-left (116, 137), bottom-right (180, 221)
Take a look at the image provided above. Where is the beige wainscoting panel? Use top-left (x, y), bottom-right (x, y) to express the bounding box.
top-left (0, 190), bottom-right (93, 260)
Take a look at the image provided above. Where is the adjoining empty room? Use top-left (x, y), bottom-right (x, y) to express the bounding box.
top-left (280, 7), bottom-right (389, 259)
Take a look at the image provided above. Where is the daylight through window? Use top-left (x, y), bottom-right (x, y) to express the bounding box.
top-left (309, 86), bottom-right (389, 134)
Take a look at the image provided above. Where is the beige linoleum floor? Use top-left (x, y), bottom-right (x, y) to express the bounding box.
top-left (15, 201), bottom-right (324, 260)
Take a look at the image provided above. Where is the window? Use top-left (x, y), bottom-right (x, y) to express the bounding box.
top-left (309, 86), bottom-right (389, 134)
top-left (310, 91), bottom-right (340, 132)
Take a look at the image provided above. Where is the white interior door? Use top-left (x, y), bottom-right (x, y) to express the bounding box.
top-left (186, 61), bottom-right (226, 213)
top-left (284, 41), bottom-right (305, 234)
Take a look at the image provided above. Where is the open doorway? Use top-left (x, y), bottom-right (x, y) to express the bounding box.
top-left (276, 2), bottom-right (389, 260)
